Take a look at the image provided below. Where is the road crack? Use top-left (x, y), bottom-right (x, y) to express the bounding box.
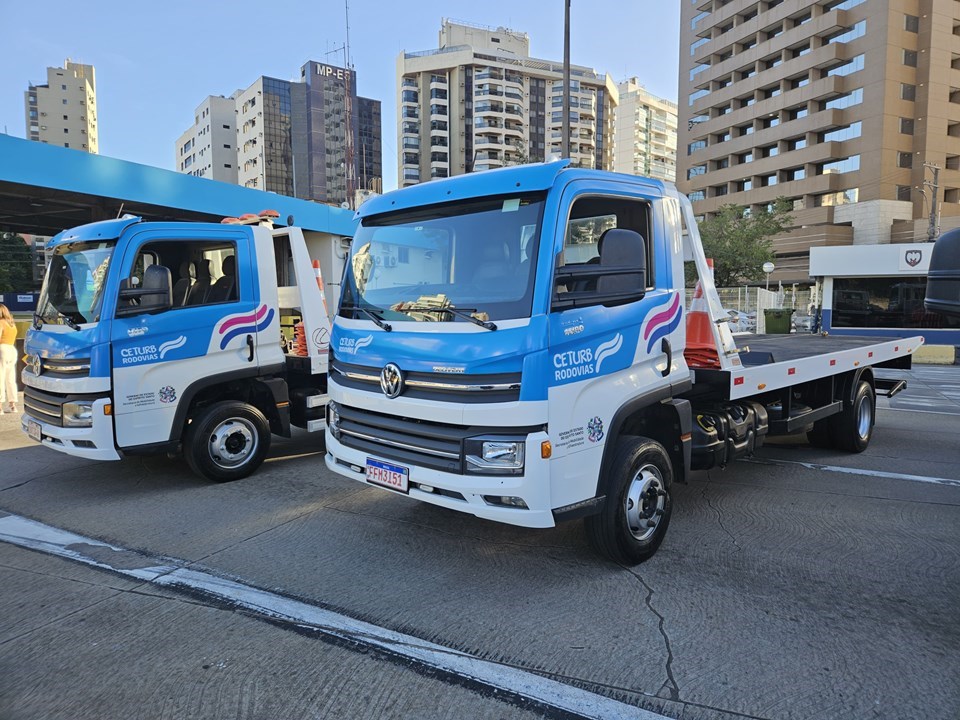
top-left (623, 567), bottom-right (680, 703)
top-left (702, 470), bottom-right (742, 553)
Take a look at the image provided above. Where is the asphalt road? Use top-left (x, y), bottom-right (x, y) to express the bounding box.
top-left (0, 366), bottom-right (958, 720)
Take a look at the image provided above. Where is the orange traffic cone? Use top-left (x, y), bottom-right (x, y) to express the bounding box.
top-left (293, 322), bottom-right (309, 357)
top-left (683, 259), bottom-right (720, 369)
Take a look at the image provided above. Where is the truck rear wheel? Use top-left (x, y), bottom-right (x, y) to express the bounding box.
top-left (585, 436), bottom-right (673, 566)
top-left (184, 401), bottom-right (271, 482)
top-left (833, 380), bottom-right (874, 453)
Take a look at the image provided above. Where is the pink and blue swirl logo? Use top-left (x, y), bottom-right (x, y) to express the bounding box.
top-left (642, 293), bottom-right (682, 353)
top-left (217, 304), bottom-right (275, 350)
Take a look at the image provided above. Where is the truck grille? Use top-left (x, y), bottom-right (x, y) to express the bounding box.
top-left (33, 357), bottom-right (91, 379)
top-left (23, 387), bottom-right (108, 428)
top-left (331, 355), bottom-right (521, 404)
top-left (336, 404), bottom-right (540, 474)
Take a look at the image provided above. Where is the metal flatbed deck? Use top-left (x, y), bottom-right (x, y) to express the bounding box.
top-left (692, 333), bottom-right (924, 400)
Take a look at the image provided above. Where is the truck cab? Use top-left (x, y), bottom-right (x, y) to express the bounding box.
top-left (23, 214), bottom-right (342, 480)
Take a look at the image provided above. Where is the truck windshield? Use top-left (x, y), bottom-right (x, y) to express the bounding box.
top-left (36, 240), bottom-right (116, 325)
top-left (342, 194), bottom-right (545, 323)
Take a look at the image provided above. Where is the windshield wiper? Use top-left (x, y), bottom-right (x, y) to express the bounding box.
top-left (398, 303), bottom-right (497, 331)
top-left (342, 304), bottom-right (392, 332)
top-left (56, 312), bottom-right (82, 331)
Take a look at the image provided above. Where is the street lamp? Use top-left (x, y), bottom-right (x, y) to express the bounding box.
top-left (762, 261), bottom-right (775, 292)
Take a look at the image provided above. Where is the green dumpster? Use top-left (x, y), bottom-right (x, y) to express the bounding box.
top-left (764, 308), bottom-right (793, 334)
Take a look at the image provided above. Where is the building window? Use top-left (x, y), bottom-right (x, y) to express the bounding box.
top-left (761, 115), bottom-right (780, 129)
top-left (790, 75), bottom-right (810, 89)
top-left (903, 49), bottom-right (918, 67)
top-left (740, 95), bottom-right (756, 108)
top-left (689, 190), bottom-right (706, 202)
top-left (788, 106), bottom-right (808, 121)
top-left (896, 185), bottom-right (912, 201)
top-left (905, 14), bottom-right (920, 33)
top-left (831, 276), bottom-right (954, 329)
top-left (900, 118), bottom-right (914, 135)
top-left (763, 85), bottom-right (781, 99)
top-left (827, 54), bottom-right (865, 77)
top-left (827, 21), bottom-right (866, 44)
top-left (901, 83), bottom-right (917, 101)
top-left (713, 185), bottom-right (728, 197)
top-left (765, 55), bottom-right (782, 70)
top-left (741, 66), bottom-right (757, 80)
top-left (688, 165), bottom-right (707, 180)
top-left (714, 158), bottom-right (729, 170)
top-left (62, 99), bottom-right (67, 105)
top-left (691, 37), bottom-right (710, 55)
top-left (787, 137), bottom-right (807, 151)
top-left (737, 151), bottom-right (753, 164)
top-left (689, 88), bottom-right (710, 105)
top-left (817, 156), bottom-right (860, 175)
top-left (738, 124), bottom-right (754, 136)
top-left (688, 139), bottom-right (707, 154)
top-left (784, 167), bottom-right (805, 181)
top-left (736, 179), bottom-right (753, 192)
top-left (897, 151), bottom-right (913, 168)
top-left (760, 145), bottom-right (779, 158)
top-left (820, 122), bottom-right (862, 143)
top-left (821, 88), bottom-right (863, 111)
top-left (759, 174), bottom-right (777, 187)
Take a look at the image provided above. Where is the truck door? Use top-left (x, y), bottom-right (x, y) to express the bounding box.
top-left (546, 186), bottom-right (684, 462)
top-left (109, 229), bottom-right (258, 451)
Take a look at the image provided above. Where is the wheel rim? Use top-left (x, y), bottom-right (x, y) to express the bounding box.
top-left (857, 395), bottom-right (872, 439)
top-left (623, 463), bottom-right (666, 542)
top-left (208, 417), bottom-right (258, 469)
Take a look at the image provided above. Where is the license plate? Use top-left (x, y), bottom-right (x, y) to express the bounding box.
top-left (27, 420), bottom-right (42, 443)
top-left (365, 458), bottom-right (409, 493)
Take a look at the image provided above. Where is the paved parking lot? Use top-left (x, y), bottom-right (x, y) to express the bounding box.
top-left (1, 365), bottom-right (958, 720)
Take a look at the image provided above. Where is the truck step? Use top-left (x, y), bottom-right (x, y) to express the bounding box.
top-left (306, 419), bottom-right (326, 433)
top-left (306, 393), bottom-right (329, 409)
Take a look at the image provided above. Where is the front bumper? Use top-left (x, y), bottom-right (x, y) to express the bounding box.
top-left (21, 397), bottom-right (120, 461)
top-left (325, 431), bottom-right (556, 528)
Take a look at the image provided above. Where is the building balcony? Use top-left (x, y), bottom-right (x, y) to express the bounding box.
top-left (475, 135), bottom-right (504, 147)
top-left (475, 70), bottom-right (503, 81)
top-left (475, 87), bottom-right (504, 99)
top-left (503, 124), bottom-right (524, 137)
top-left (475, 119), bottom-right (504, 130)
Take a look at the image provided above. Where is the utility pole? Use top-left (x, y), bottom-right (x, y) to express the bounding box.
top-left (924, 163), bottom-right (940, 242)
top-left (562, 0), bottom-right (571, 160)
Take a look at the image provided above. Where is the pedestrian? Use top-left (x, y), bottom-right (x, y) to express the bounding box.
top-left (0, 304), bottom-right (18, 414)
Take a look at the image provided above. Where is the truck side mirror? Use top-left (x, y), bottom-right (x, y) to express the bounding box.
top-left (116, 265), bottom-right (173, 317)
top-left (596, 229), bottom-right (647, 298)
top-left (926, 227), bottom-right (960, 318)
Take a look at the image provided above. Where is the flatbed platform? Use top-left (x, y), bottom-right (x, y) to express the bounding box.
top-left (736, 334), bottom-right (906, 365)
top-left (692, 333), bottom-right (924, 400)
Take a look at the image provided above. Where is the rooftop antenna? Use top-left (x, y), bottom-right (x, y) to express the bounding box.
top-left (343, 0), bottom-right (356, 210)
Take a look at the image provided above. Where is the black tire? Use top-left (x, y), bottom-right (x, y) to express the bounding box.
top-left (585, 436), bottom-right (673, 565)
top-left (807, 418), bottom-right (835, 449)
top-left (833, 380), bottom-right (874, 453)
top-left (184, 401), bottom-right (271, 482)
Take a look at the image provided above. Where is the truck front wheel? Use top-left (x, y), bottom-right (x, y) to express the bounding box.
top-left (833, 380), bottom-right (874, 453)
top-left (184, 401), bottom-right (271, 482)
top-left (585, 436), bottom-right (673, 565)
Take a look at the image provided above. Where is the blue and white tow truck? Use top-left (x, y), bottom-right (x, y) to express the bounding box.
top-left (22, 212), bottom-right (345, 481)
top-left (324, 161), bottom-right (923, 564)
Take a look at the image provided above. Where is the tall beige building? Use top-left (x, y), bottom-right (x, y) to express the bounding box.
top-left (677, 0), bottom-right (960, 281)
top-left (397, 20), bottom-right (618, 187)
top-left (614, 79), bottom-right (679, 181)
top-left (24, 60), bottom-right (98, 153)
top-left (175, 95), bottom-right (238, 183)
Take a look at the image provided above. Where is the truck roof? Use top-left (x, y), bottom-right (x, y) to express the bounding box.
top-left (356, 160), bottom-right (674, 220)
top-left (48, 215), bottom-right (143, 248)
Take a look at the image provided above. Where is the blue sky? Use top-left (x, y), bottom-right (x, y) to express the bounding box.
top-left (1, 1), bottom-right (680, 192)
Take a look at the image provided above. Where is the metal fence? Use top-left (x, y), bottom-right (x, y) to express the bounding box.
top-left (683, 286), bottom-right (815, 334)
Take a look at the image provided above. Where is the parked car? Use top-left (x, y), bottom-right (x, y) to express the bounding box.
top-left (724, 308), bottom-right (757, 333)
top-left (793, 314), bottom-right (815, 333)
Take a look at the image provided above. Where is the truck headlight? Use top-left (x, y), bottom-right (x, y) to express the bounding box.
top-left (465, 437), bottom-right (525, 475)
top-left (62, 401), bottom-right (94, 428)
top-left (327, 401), bottom-right (341, 439)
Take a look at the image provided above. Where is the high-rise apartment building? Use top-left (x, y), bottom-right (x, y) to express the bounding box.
top-left (175, 96), bottom-right (238, 183)
top-left (397, 20), bottom-right (618, 187)
top-left (177, 61), bottom-right (381, 207)
top-left (678, 0), bottom-right (960, 281)
top-left (614, 79), bottom-right (679, 181)
top-left (24, 60), bottom-right (98, 153)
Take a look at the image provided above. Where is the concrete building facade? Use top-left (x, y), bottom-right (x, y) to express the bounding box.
top-left (175, 96), bottom-right (237, 183)
top-left (179, 62), bottom-right (381, 207)
top-left (614, 79), bottom-right (679, 181)
top-left (677, 0), bottom-right (960, 282)
top-left (24, 60), bottom-right (98, 153)
top-left (396, 19), bottom-right (618, 187)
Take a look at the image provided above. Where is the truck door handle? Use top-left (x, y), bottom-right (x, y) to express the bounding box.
top-left (246, 334), bottom-right (255, 362)
top-left (661, 338), bottom-right (672, 377)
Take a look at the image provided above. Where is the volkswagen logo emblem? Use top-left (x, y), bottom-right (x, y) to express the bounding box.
top-left (32, 356), bottom-right (42, 376)
top-left (380, 363), bottom-right (404, 399)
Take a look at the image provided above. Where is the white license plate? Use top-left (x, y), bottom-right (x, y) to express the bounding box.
top-left (27, 420), bottom-right (42, 443)
top-left (365, 458), bottom-right (409, 493)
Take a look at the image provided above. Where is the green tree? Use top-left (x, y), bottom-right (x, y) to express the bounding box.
top-left (691, 198), bottom-right (793, 287)
top-left (0, 232), bottom-right (34, 293)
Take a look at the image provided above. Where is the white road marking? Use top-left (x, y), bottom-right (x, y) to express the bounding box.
top-left (746, 458), bottom-right (960, 487)
top-left (0, 514), bottom-right (672, 720)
